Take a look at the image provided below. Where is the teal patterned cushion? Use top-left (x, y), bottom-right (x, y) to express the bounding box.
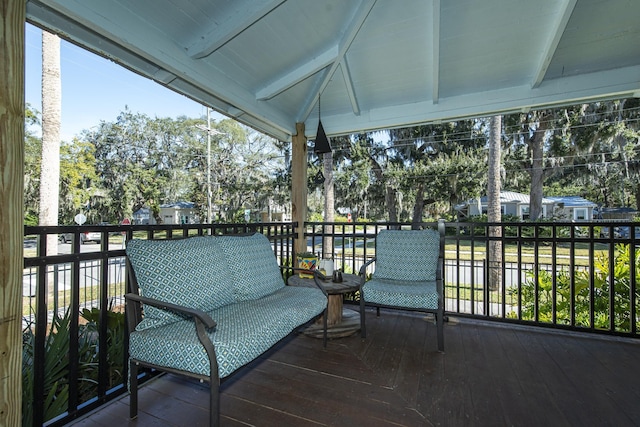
top-left (363, 278), bottom-right (439, 309)
top-left (216, 233), bottom-right (285, 302)
top-left (373, 229), bottom-right (440, 281)
top-left (126, 237), bottom-right (235, 330)
top-left (128, 286), bottom-right (326, 378)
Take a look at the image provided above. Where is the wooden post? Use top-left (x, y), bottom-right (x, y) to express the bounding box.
top-left (0, 0), bottom-right (26, 425)
top-left (291, 123), bottom-right (307, 257)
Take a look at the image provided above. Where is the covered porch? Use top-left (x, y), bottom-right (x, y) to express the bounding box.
top-left (69, 310), bottom-right (640, 426)
top-left (3, 1), bottom-right (640, 426)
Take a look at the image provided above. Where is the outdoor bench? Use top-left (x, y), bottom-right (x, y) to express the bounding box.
top-left (124, 232), bottom-right (328, 427)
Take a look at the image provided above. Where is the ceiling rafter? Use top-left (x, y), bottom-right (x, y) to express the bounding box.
top-left (152, 69), bottom-right (176, 84)
top-left (298, 0), bottom-right (378, 127)
top-left (256, 45), bottom-right (339, 100)
top-left (340, 57), bottom-right (360, 116)
top-left (531, 0), bottom-right (577, 89)
top-left (431, 0), bottom-right (440, 104)
top-left (187, 0), bottom-right (286, 59)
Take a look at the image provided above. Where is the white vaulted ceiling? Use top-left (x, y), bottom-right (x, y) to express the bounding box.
top-left (26, 0), bottom-right (640, 142)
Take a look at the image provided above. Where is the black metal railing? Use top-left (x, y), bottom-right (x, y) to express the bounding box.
top-left (22, 219), bottom-right (640, 425)
top-left (302, 220), bottom-right (640, 337)
top-left (22, 222), bottom-right (294, 427)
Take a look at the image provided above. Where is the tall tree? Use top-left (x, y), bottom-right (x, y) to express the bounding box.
top-left (59, 139), bottom-right (98, 224)
top-left (391, 122), bottom-right (487, 222)
top-left (487, 115), bottom-right (502, 292)
top-left (332, 132), bottom-right (393, 222)
top-left (502, 100), bottom-right (640, 213)
top-left (24, 104), bottom-right (42, 225)
top-left (39, 30), bottom-right (61, 254)
top-left (529, 111), bottom-right (548, 220)
top-left (322, 151), bottom-right (335, 258)
top-left (87, 110), bottom-right (192, 222)
top-left (334, 135), bottom-right (376, 219)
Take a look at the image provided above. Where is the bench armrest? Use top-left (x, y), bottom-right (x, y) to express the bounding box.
top-left (358, 257), bottom-right (376, 278)
top-left (125, 293), bottom-right (217, 329)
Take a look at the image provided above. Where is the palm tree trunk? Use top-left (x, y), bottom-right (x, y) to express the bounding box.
top-left (39, 30), bottom-right (61, 256)
top-left (487, 115), bottom-right (502, 293)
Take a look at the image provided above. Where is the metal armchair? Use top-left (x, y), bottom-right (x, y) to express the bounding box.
top-left (359, 221), bottom-right (445, 351)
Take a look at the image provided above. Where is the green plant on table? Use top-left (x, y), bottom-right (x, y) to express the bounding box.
top-left (296, 251), bottom-right (316, 258)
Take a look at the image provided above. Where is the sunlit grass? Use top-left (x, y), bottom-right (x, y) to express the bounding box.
top-left (22, 281), bottom-right (126, 317)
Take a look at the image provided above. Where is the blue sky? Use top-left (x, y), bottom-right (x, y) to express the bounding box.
top-left (26, 23), bottom-right (223, 142)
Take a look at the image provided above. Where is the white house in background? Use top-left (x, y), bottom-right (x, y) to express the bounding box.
top-left (133, 202), bottom-right (200, 225)
top-left (545, 196), bottom-right (598, 221)
top-left (159, 202), bottom-right (199, 224)
top-left (455, 191), bottom-right (596, 221)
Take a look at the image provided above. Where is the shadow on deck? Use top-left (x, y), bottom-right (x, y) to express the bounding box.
top-left (69, 308), bottom-right (640, 426)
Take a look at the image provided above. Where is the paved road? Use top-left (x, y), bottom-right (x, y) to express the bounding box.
top-left (22, 241), bottom-right (127, 298)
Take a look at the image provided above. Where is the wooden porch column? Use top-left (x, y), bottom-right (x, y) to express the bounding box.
top-left (0, 0), bottom-right (26, 425)
top-left (291, 122), bottom-right (307, 257)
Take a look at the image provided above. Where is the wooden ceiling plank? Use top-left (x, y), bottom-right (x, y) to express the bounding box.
top-left (187, 0), bottom-right (286, 59)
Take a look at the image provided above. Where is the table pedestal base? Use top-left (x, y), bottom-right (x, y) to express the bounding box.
top-left (304, 308), bottom-right (360, 339)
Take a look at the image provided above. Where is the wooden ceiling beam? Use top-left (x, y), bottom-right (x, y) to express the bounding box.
top-left (531, 0), bottom-right (577, 89)
top-left (256, 45), bottom-right (338, 101)
top-left (431, 0), bottom-right (441, 104)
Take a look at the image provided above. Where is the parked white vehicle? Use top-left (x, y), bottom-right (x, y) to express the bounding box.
top-left (59, 230), bottom-right (101, 244)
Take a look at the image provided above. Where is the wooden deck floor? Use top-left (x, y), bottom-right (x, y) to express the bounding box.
top-left (69, 308), bottom-right (640, 426)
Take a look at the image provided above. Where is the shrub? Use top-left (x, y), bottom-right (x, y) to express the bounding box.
top-left (22, 303), bottom-right (125, 426)
top-left (508, 244), bottom-right (640, 332)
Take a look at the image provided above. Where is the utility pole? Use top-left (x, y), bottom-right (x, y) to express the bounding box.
top-left (195, 109), bottom-right (226, 224)
top-left (206, 108), bottom-right (212, 224)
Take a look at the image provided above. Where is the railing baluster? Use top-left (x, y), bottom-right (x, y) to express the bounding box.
top-left (32, 234), bottom-right (47, 427)
top-left (551, 224), bottom-right (558, 325)
top-left (631, 229), bottom-right (637, 336)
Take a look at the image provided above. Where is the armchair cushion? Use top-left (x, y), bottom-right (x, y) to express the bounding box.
top-left (362, 278), bottom-right (439, 309)
top-left (126, 237), bottom-right (235, 330)
top-left (372, 229), bottom-right (440, 282)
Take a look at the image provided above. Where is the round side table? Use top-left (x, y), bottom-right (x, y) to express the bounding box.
top-left (287, 273), bottom-right (361, 338)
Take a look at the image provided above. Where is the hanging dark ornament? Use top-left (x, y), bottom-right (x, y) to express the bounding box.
top-left (314, 120), bottom-right (332, 154)
top-left (313, 170), bottom-right (325, 184)
top-left (313, 95), bottom-right (332, 154)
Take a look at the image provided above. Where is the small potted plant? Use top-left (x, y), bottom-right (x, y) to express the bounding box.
top-left (296, 251), bottom-right (318, 278)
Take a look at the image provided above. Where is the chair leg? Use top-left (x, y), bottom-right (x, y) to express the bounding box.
top-left (210, 377), bottom-right (220, 427)
top-left (436, 312), bottom-right (444, 352)
top-left (359, 295), bottom-right (366, 338)
top-left (129, 361), bottom-right (138, 419)
top-left (376, 307), bottom-right (380, 317)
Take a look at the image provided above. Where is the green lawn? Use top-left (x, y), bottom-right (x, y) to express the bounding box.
top-left (339, 238), bottom-right (612, 267)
